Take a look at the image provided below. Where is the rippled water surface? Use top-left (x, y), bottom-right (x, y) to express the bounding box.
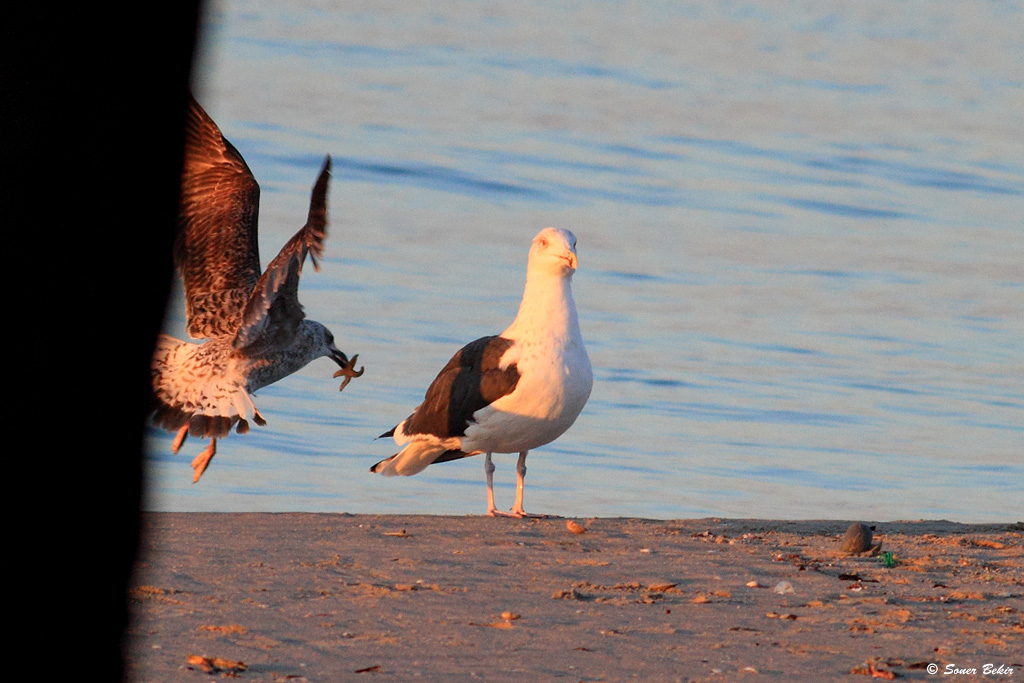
top-left (146, 1), bottom-right (1023, 521)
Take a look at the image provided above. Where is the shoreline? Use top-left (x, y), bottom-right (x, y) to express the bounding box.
top-left (127, 514), bottom-right (1022, 681)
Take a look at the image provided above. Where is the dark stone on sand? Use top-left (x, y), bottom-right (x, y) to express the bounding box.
top-left (840, 522), bottom-right (874, 553)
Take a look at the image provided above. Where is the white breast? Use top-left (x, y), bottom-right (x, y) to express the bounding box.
top-left (462, 336), bottom-right (592, 454)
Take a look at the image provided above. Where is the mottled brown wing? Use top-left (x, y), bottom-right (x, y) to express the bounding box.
top-left (394, 335), bottom-right (520, 439)
top-left (176, 95), bottom-right (262, 339)
top-left (233, 156), bottom-right (331, 352)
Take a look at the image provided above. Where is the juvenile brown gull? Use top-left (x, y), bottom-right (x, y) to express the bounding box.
top-left (372, 228), bottom-right (592, 517)
top-left (151, 95), bottom-right (363, 482)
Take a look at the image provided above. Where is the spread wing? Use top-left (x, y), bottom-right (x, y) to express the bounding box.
top-left (233, 156), bottom-right (331, 352)
top-left (386, 335), bottom-right (521, 440)
top-left (176, 94), bottom-right (262, 339)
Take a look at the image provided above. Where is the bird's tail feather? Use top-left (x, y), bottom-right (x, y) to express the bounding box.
top-left (151, 335), bottom-right (264, 439)
top-left (370, 440), bottom-right (459, 476)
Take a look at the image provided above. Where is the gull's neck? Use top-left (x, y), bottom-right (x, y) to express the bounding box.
top-left (503, 268), bottom-right (581, 345)
top-left (244, 320), bottom-right (326, 392)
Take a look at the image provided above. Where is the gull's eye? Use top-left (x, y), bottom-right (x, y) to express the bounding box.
top-left (538, 237), bottom-right (548, 248)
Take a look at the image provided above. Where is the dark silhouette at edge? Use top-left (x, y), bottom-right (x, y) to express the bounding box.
top-left (4, 4), bottom-right (201, 679)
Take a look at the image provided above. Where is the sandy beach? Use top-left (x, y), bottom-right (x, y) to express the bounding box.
top-left (126, 513), bottom-right (1021, 681)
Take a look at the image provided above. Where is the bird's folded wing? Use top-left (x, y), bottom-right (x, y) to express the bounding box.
top-left (399, 335), bottom-right (520, 439)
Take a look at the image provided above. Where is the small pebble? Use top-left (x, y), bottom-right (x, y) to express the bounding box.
top-left (773, 581), bottom-right (794, 595)
top-left (647, 581), bottom-right (678, 592)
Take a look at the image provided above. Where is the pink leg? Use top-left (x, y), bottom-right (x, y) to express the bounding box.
top-left (486, 452), bottom-right (524, 518)
top-left (171, 424), bottom-right (189, 454)
top-left (509, 451), bottom-right (528, 516)
top-left (509, 451), bottom-right (545, 518)
top-left (484, 452), bottom-right (503, 516)
top-left (190, 438), bottom-right (216, 483)
top-left (487, 451), bottom-right (543, 518)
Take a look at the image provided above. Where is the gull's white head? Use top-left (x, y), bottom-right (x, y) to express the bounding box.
top-left (527, 227), bottom-right (578, 277)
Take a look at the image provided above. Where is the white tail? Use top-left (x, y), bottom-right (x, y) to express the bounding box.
top-left (371, 440), bottom-right (450, 476)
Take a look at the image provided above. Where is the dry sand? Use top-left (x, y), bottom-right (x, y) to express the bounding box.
top-left (127, 514), bottom-right (1022, 682)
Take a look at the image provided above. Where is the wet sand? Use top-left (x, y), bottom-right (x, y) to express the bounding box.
top-left (127, 514), bottom-right (1022, 681)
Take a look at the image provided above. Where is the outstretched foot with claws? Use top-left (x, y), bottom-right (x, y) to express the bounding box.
top-left (333, 353), bottom-right (364, 391)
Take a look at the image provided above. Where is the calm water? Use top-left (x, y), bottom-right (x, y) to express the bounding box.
top-left (146, 1), bottom-right (1023, 522)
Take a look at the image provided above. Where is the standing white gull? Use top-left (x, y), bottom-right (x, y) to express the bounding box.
top-left (372, 228), bottom-right (593, 517)
top-left (151, 95), bottom-right (364, 482)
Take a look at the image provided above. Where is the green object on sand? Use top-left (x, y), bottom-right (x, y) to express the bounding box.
top-left (881, 551), bottom-right (896, 568)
